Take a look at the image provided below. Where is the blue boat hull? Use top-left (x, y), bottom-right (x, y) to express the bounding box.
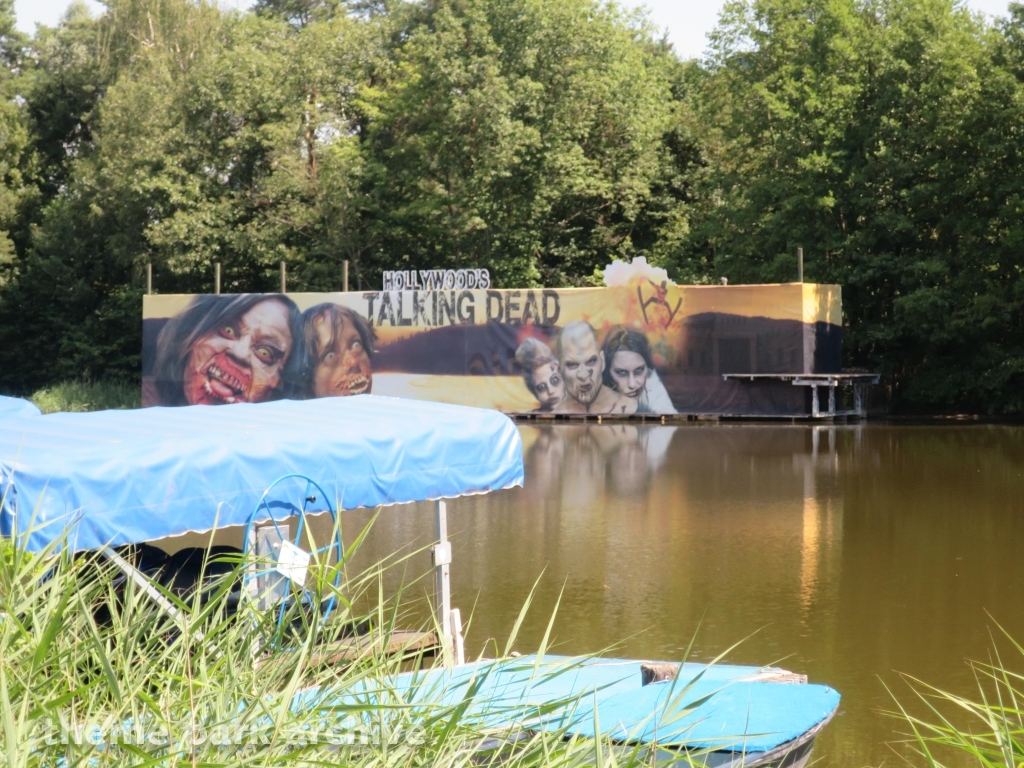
top-left (305, 654), bottom-right (840, 766)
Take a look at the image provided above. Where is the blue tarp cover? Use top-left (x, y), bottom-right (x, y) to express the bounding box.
top-left (0, 395), bottom-right (41, 419)
top-left (0, 396), bottom-right (524, 552)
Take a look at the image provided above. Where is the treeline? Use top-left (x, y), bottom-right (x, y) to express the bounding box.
top-left (0, 0), bottom-right (1021, 412)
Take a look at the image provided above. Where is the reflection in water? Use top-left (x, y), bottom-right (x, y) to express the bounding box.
top-left (522, 424), bottom-right (675, 503)
top-left (343, 423), bottom-right (1024, 768)
top-left (796, 429), bottom-right (843, 620)
top-left (800, 495), bottom-right (821, 612)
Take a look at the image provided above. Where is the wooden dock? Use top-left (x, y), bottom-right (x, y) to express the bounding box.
top-left (512, 372), bottom-right (880, 424)
top-left (511, 411), bottom-right (869, 425)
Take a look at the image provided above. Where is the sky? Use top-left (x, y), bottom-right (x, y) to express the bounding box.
top-left (12, 0), bottom-right (1020, 61)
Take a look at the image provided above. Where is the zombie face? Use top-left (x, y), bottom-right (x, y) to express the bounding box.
top-left (182, 299), bottom-right (293, 405)
top-left (312, 312), bottom-right (372, 397)
top-left (531, 360), bottom-right (565, 410)
top-left (608, 349), bottom-right (649, 399)
top-left (559, 325), bottom-right (604, 406)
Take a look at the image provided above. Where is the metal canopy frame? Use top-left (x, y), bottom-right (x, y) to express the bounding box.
top-left (239, 474), bottom-right (343, 648)
top-left (432, 499), bottom-right (465, 666)
top-left (99, 489), bottom-right (468, 668)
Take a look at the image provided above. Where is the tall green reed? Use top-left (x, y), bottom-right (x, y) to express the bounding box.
top-left (0, 513), bottom-right (724, 768)
top-left (888, 621), bottom-right (1024, 767)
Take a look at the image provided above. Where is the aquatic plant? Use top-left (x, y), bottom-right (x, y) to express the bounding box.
top-left (889, 622), bottom-right (1024, 767)
top-left (0, 516), bottom-right (724, 768)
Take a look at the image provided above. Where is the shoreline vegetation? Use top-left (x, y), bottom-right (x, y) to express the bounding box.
top-left (0, 525), bottom-right (722, 768)
top-left (0, 0), bottom-right (1021, 414)
top-left (886, 624), bottom-right (1024, 767)
top-left (4, 505), bottom-right (1021, 767)
top-left (26, 380), bottom-right (140, 413)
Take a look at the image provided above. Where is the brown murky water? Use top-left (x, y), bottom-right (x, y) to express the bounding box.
top-left (343, 423), bottom-right (1024, 767)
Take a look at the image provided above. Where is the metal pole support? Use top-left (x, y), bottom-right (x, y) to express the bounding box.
top-left (146, 263), bottom-right (152, 295)
top-left (280, 262), bottom-right (287, 294)
top-left (343, 260), bottom-right (349, 292)
top-left (432, 500), bottom-right (454, 666)
top-left (797, 247), bottom-right (804, 283)
top-left (101, 546), bottom-right (228, 659)
top-left (215, 262), bottom-right (221, 295)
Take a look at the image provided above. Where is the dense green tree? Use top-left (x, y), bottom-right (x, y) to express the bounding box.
top-left (26, 2), bottom-right (104, 201)
top-left (1, 0), bottom-right (1023, 411)
top-left (683, 0), bottom-right (1024, 411)
top-left (0, 0), bottom-right (218, 390)
top-left (362, 0), bottom-right (679, 287)
top-left (0, 0), bottom-right (35, 286)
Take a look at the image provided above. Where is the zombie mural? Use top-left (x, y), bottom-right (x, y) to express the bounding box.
top-left (143, 276), bottom-right (842, 416)
top-left (147, 294), bottom-right (303, 406)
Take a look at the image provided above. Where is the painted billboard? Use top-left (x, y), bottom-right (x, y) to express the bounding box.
top-left (142, 282), bottom-right (841, 416)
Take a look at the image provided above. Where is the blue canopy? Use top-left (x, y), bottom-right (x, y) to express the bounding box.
top-left (0, 396), bottom-right (524, 553)
top-left (0, 395), bottom-right (41, 419)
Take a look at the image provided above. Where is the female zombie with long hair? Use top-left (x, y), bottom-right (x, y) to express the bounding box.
top-left (151, 294), bottom-right (303, 406)
top-left (600, 326), bottom-right (677, 414)
top-left (302, 303), bottom-right (377, 398)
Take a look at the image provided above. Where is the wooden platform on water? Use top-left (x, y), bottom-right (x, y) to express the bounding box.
top-left (511, 412), bottom-right (868, 425)
top-left (307, 630), bottom-right (440, 666)
top-left (512, 372), bottom-right (880, 424)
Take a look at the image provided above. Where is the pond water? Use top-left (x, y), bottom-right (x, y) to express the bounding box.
top-left (345, 423), bottom-right (1024, 767)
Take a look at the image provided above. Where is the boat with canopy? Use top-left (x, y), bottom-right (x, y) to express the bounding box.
top-left (0, 395), bottom-right (839, 767)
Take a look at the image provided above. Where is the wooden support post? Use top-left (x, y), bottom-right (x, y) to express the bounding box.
top-left (797, 247), bottom-right (804, 283)
top-left (451, 608), bottom-right (465, 666)
top-left (280, 261), bottom-right (287, 293)
top-left (343, 260), bottom-right (349, 292)
top-left (146, 263), bottom-right (152, 295)
top-left (215, 262), bottom-right (221, 295)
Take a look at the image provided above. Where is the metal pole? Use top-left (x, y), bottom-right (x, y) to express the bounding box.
top-left (101, 548), bottom-right (194, 637)
top-left (433, 500), bottom-right (453, 666)
top-left (280, 262), bottom-right (287, 294)
top-left (215, 262), bottom-right (221, 295)
top-left (100, 546), bottom-right (222, 658)
top-left (343, 260), bottom-right (349, 292)
top-left (146, 263), bottom-right (152, 295)
top-left (797, 247), bottom-right (804, 283)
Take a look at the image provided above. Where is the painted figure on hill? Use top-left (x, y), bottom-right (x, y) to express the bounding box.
top-left (302, 303), bottom-right (376, 398)
top-left (151, 294), bottom-right (302, 406)
top-left (514, 337), bottom-right (565, 412)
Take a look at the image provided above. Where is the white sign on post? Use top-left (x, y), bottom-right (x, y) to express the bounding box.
top-left (274, 540), bottom-right (311, 587)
